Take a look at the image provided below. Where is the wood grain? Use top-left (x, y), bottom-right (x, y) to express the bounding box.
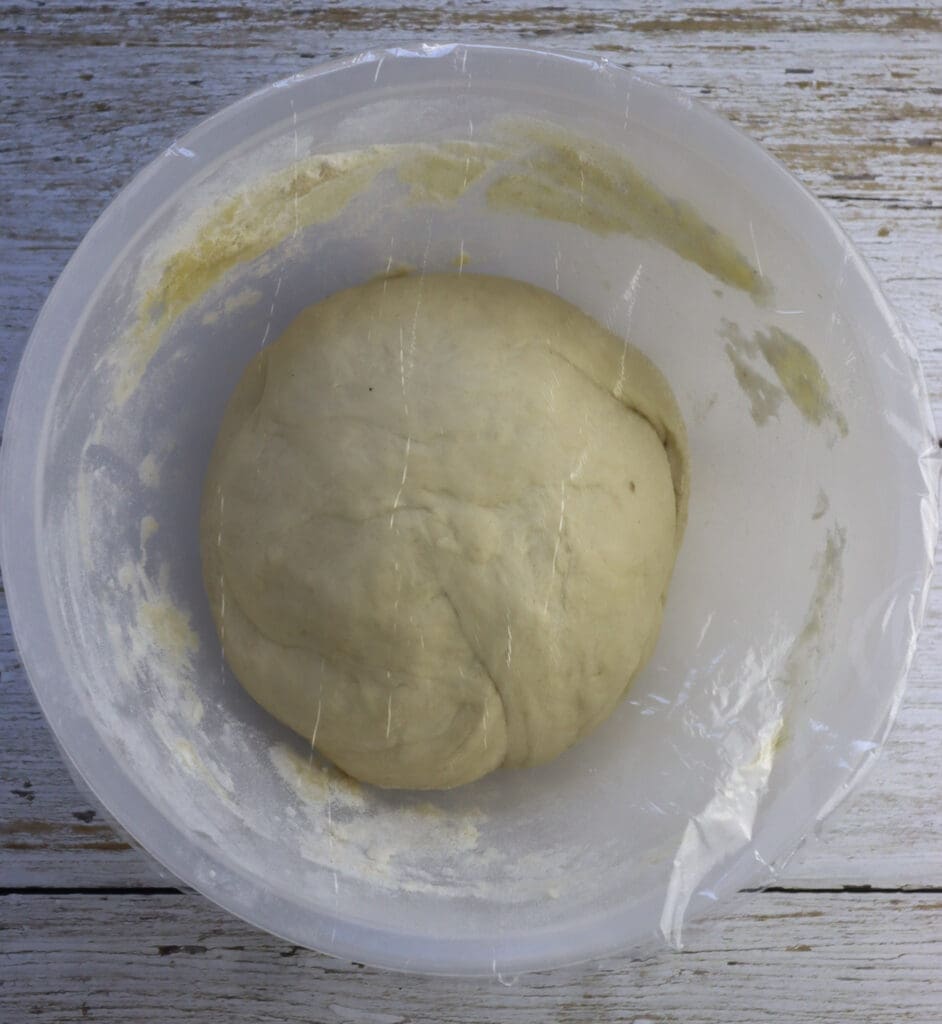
top-left (3, 891), bottom-right (942, 1023)
top-left (1, 0), bottom-right (941, 1018)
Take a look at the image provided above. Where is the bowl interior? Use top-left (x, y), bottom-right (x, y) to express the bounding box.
top-left (4, 45), bottom-right (936, 974)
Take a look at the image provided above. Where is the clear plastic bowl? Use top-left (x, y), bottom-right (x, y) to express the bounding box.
top-left (2, 44), bottom-right (937, 975)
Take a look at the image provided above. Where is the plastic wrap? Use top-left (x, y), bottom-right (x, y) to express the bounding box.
top-left (1, 44), bottom-right (937, 975)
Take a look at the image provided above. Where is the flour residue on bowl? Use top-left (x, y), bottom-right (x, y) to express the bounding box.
top-left (108, 119), bottom-right (774, 408)
top-left (486, 120), bottom-right (767, 300)
top-left (202, 286), bottom-right (266, 326)
top-left (140, 514), bottom-right (159, 547)
top-left (110, 147), bottom-right (392, 404)
top-left (269, 741), bottom-right (492, 896)
top-left (772, 524), bottom-right (847, 753)
top-left (111, 548), bottom-right (204, 727)
top-left (452, 246), bottom-right (473, 270)
top-left (723, 320), bottom-right (848, 440)
top-left (155, 733), bottom-right (236, 809)
top-left (110, 141), bottom-right (510, 404)
top-left (724, 338), bottom-right (785, 426)
top-left (762, 329), bottom-right (849, 438)
top-left (786, 525), bottom-right (846, 681)
top-left (138, 452), bottom-right (161, 488)
top-left (139, 598), bottom-right (198, 670)
top-left (397, 141), bottom-right (502, 202)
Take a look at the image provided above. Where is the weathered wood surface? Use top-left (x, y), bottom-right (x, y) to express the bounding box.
top-left (2, 0), bottom-right (941, 1019)
top-left (4, 891), bottom-right (942, 1023)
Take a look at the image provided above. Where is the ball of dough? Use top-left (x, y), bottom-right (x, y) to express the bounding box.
top-left (201, 274), bottom-right (688, 790)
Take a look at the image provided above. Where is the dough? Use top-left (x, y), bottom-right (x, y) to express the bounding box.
top-left (201, 274), bottom-right (689, 790)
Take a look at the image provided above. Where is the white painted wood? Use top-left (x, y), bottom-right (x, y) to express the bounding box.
top-left (1, 0), bottom-right (941, 1017)
top-left (3, 891), bottom-right (942, 1022)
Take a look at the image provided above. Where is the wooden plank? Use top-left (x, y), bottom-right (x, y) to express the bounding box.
top-left (2, 890), bottom-right (942, 1022)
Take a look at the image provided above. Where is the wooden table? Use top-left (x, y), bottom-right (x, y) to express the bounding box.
top-left (2, 3), bottom-right (940, 1020)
